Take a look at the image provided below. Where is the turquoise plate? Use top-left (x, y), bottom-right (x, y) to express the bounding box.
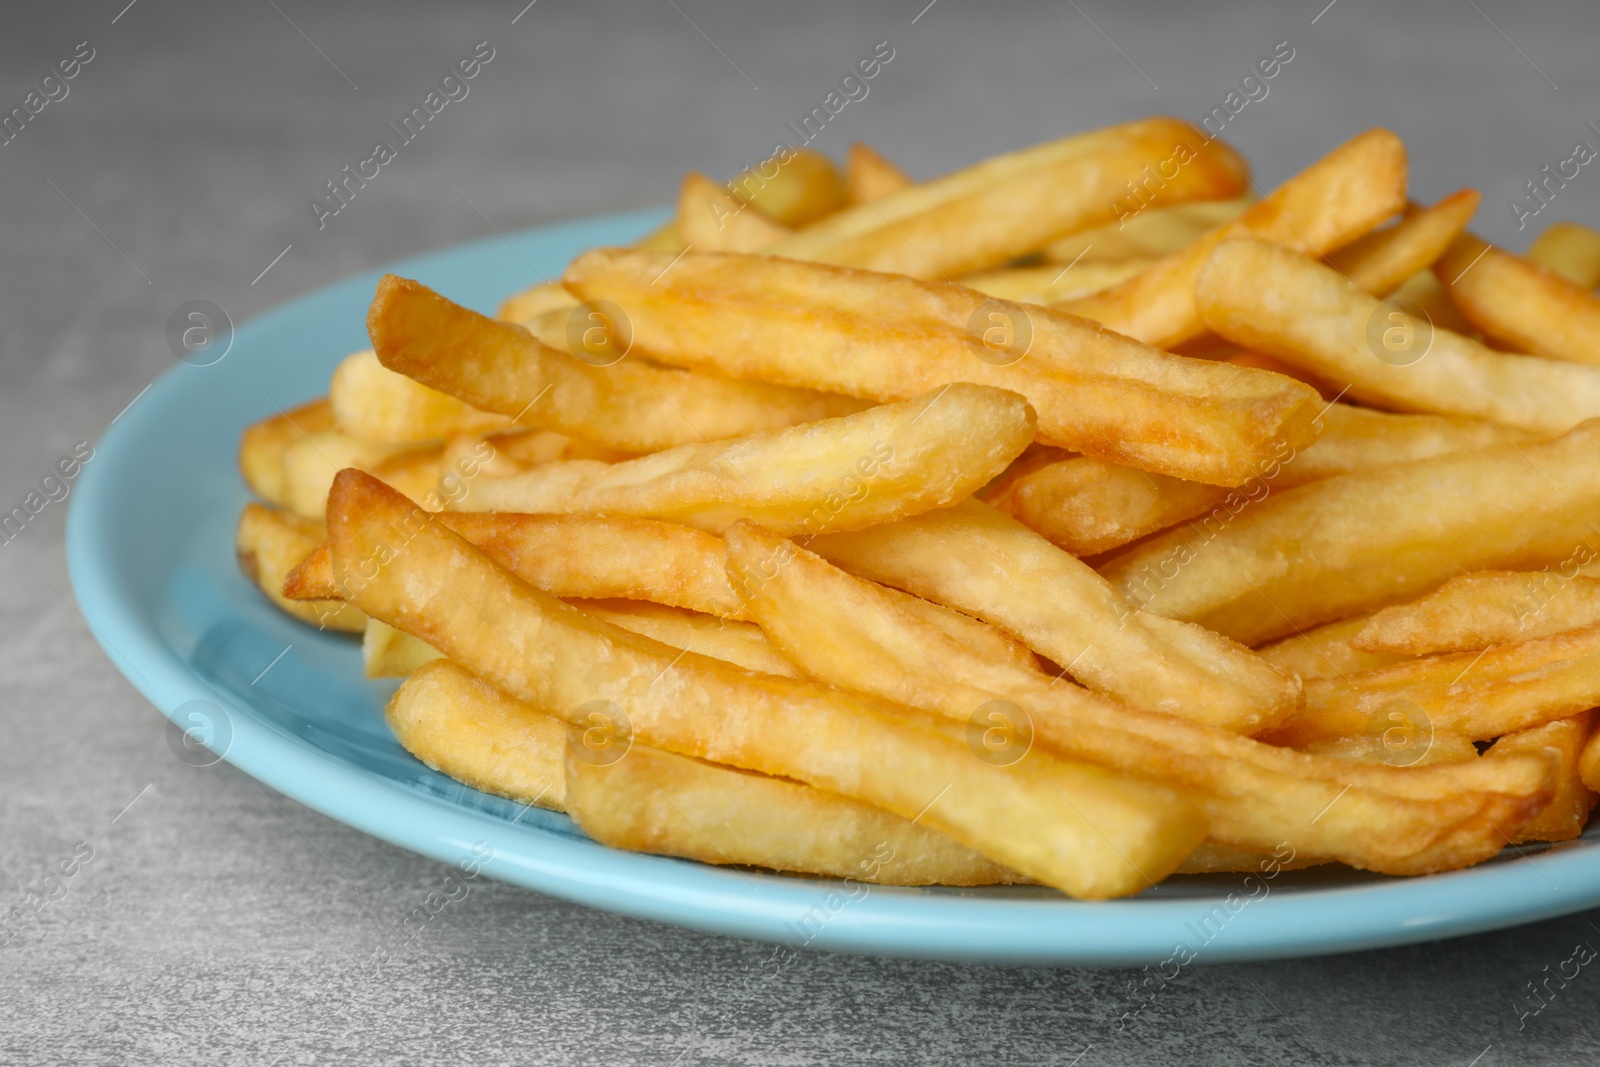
top-left (66, 207), bottom-right (1600, 966)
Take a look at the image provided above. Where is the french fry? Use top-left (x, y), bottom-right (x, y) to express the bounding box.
top-left (235, 503), bottom-right (364, 633)
top-left (1436, 231), bottom-right (1600, 366)
top-left (722, 520), bottom-right (1551, 873)
top-left (1485, 712), bottom-right (1595, 843)
top-left (330, 349), bottom-right (511, 443)
top-left (496, 281), bottom-right (578, 330)
top-left (1327, 191), bottom-right (1482, 298)
top-left (328, 470), bottom-right (1207, 899)
top-left (285, 512), bottom-right (748, 618)
top-left (1354, 571), bottom-right (1600, 655)
top-left (1256, 616), bottom-right (1408, 681)
top-left (1100, 419), bottom-right (1600, 645)
top-left (811, 498), bottom-right (1301, 733)
top-left (1387, 269), bottom-right (1478, 335)
top-left (278, 429), bottom-right (436, 520)
top-left (563, 247), bottom-right (1325, 487)
top-left (439, 428), bottom-right (630, 482)
top-left (957, 258), bottom-right (1156, 306)
top-left (1196, 238), bottom-right (1600, 433)
top-left (765, 117), bottom-right (1248, 278)
top-left (1267, 626), bottom-right (1600, 746)
top-left (370, 276), bottom-right (866, 455)
top-left (387, 660), bottom-right (567, 810)
top-left (993, 405), bottom-right (1527, 557)
top-left (568, 599), bottom-right (801, 678)
top-left (364, 618), bottom-right (442, 677)
top-left (1527, 221), bottom-right (1600, 289)
top-left (1058, 129), bottom-right (1409, 348)
top-left (449, 385), bottom-right (1037, 536)
top-left (725, 146), bottom-right (850, 227)
top-left (675, 172), bottom-right (792, 252)
top-left (1044, 196), bottom-right (1254, 265)
top-left (1298, 733), bottom-right (1479, 768)
top-left (238, 397), bottom-right (336, 507)
top-left (844, 141), bottom-right (914, 203)
top-left (567, 743), bottom-right (1025, 885)
top-left (363, 599), bottom-right (800, 679)
top-left (988, 456), bottom-right (1225, 557)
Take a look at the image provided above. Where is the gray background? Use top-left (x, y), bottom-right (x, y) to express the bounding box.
top-left (4, 0), bottom-right (1600, 1063)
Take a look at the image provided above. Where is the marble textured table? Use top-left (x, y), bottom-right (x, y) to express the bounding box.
top-left (4, 1), bottom-right (1600, 1062)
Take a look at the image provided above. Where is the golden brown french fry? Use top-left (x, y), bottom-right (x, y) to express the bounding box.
top-left (1101, 418), bottom-right (1600, 645)
top-left (567, 743), bottom-right (1024, 885)
top-left (450, 385), bottom-right (1036, 535)
top-left (569, 599), bottom-right (800, 678)
top-left (364, 618), bottom-right (442, 677)
top-left (844, 141), bottom-right (914, 203)
top-left (995, 405), bottom-right (1526, 557)
top-left (1527, 221), bottom-right (1600, 289)
top-left (957, 259), bottom-right (1156, 306)
top-left (1486, 712), bottom-right (1595, 843)
top-left (238, 398), bottom-right (336, 506)
top-left (1255, 616), bottom-right (1408, 681)
top-left (1044, 196), bottom-right (1254, 265)
top-left (1436, 231), bottom-right (1600, 366)
top-left (330, 349), bottom-right (511, 444)
top-left (1298, 733), bottom-right (1479, 768)
top-left (370, 276), bottom-right (866, 455)
top-left (676, 172), bottom-right (792, 252)
top-left (765, 117), bottom-right (1248, 278)
top-left (1387, 269), bottom-right (1479, 335)
top-left (563, 248), bottom-right (1325, 487)
top-left (1327, 191), bottom-right (1482, 297)
top-left (812, 498), bottom-right (1301, 733)
top-left (278, 428), bottom-right (432, 521)
top-left (988, 456), bottom-right (1226, 557)
top-left (1268, 627), bottom-right (1600, 746)
top-left (236, 503), bottom-right (365, 633)
top-left (722, 520), bottom-right (1551, 873)
top-left (363, 599), bottom-right (799, 679)
top-left (328, 470), bottom-right (1206, 899)
top-left (387, 660), bottom-right (568, 810)
top-left (1196, 238), bottom-right (1600, 433)
top-left (438, 428), bottom-right (631, 482)
top-left (1354, 571), bottom-right (1600, 655)
top-left (285, 512), bottom-right (747, 617)
top-left (725, 146), bottom-right (850, 227)
top-left (1058, 129), bottom-right (1408, 348)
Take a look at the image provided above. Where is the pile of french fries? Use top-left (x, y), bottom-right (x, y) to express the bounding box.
top-left (234, 116), bottom-right (1600, 900)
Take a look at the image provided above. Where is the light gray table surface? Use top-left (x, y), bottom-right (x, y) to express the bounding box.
top-left (5, 1), bottom-right (1600, 1063)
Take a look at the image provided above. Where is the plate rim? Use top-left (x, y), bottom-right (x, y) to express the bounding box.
top-left (65, 206), bottom-right (1600, 967)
